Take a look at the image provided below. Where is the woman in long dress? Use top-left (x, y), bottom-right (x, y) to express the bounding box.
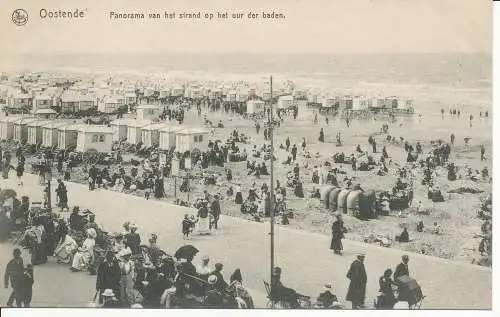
top-left (54, 233), bottom-right (78, 264)
top-left (330, 214), bottom-right (345, 255)
top-left (71, 228), bottom-right (96, 272)
top-left (119, 250), bottom-right (136, 306)
top-left (197, 204), bottom-right (211, 235)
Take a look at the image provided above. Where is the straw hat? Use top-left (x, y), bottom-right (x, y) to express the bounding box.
top-left (102, 289), bottom-right (115, 297)
top-left (208, 275), bottom-right (218, 285)
top-left (131, 303), bottom-right (143, 308)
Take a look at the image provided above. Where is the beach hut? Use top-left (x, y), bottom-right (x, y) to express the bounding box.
top-left (328, 188), bottom-right (342, 211)
top-left (175, 127), bottom-right (209, 153)
top-left (359, 190), bottom-right (377, 219)
top-left (321, 186), bottom-right (337, 208)
top-left (76, 125), bottom-right (113, 153)
top-left (385, 96), bottom-right (399, 109)
top-left (33, 94), bottom-right (54, 112)
top-left (136, 104), bottom-right (161, 121)
top-left (0, 116), bottom-right (22, 140)
top-left (98, 96), bottom-right (126, 113)
top-left (79, 95), bottom-right (95, 111)
top-left (346, 190), bottom-right (362, 216)
top-left (143, 87), bottom-right (155, 98)
top-left (337, 189), bottom-right (351, 214)
top-left (13, 118), bottom-right (38, 142)
top-left (141, 123), bottom-right (169, 147)
top-left (261, 91), bottom-right (272, 101)
top-left (226, 91), bottom-right (237, 102)
top-left (58, 124), bottom-right (84, 150)
top-left (11, 93), bottom-right (33, 109)
top-left (171, 86), bottom-right (184, 97)
top-left (399, 99), bottom-right (414, 112)
top-left (159, 89), bottom-right (171, 99)
top-left (34, 109), bottom-right (57, 120)
top-left (237, 91), bottom-right (248, 103)
top-left (42, 122), bottom-right (68, 148)
top-left (127, 120), bottom-right (152, 144)
top-left (159, 125), bottom-right (185, 151)
top-left (61, 91), bottom-right (81, 113)
top-left (125, 92), bottom-right (137, 105)
top-left (277, 95), bottom-right (294, 109)
top-left (27, 120), bottom-right (51, 145)
top-left (341, 96), bottom-right (353, 110)
top-left (319, 186), bottom-right (336, 203)
top-left (110, 118), bottom-right (135, 142)
top-left (308, 94), bottom-right (318, 103)
top-left (352, 96), bottom-right (369, 111)
top-left (246, 100), bottom-right (265, 114)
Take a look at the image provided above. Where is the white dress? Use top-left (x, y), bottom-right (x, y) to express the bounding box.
top-left (71, 238), bottom-right (95, 270)
top-left (54, 235), bottom-right (78, 264)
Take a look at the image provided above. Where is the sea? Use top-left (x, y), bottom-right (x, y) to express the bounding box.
top-left (1, 52), bottom-right (492, 142)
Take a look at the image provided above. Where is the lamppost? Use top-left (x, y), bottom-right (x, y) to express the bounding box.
top-left (44, 153), bottom-right (53, 211)
top-left (266, 75), bottom-right (276, 308)
top-left (185, 156), bottom-right (192, 203)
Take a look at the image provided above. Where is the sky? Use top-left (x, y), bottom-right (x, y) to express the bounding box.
top-left (0, 0), bottom-right (492, 56)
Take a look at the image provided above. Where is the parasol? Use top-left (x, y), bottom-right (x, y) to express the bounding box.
top-left (174, 244), bottom-right (199, 260)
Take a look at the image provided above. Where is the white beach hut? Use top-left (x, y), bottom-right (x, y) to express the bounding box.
top-left (58, 124), bottom-right (85, 150)
top-left (159, 125), bottom-right (186, 151)
top-left (141, 123), bottom-right (169, 147)
top-left (34, 109), bottom-right (57, 120)
top-left (27, 120), bottom-right (51, 145)
top-left (13, 118), bottom-right (38, 142)
top-left (76, 125), bottom-right (114, 153)
top-left (127, 120), bottom-right (152, 144)
top-left (33, 94), bottom-right (54, 112)
top-left (175, 127), bottom-right (209, 153)
top-left (246, 100), bottom-right (265, 114)
top-left (277, 95), bottom-right (294, 109)
top-left (110, 118), bottom-right (136, 142)
top-left (0, 116), bottom-right (22, 140)
top-left (171, 85), bottom-right (185, 97)
top-left (136, 104), bottom-right (161, 121)
top-left (42, 122), bottom-right (69, 148)
top-left (352, 96), bottom-right (369, 111)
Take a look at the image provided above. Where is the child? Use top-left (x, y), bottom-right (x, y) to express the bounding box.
top-left (144, 187), bottom-right (151, 200)
top-left (20, 264), bottom-right (34, 307)
top-left (182, 214), bottom-right (195, 239)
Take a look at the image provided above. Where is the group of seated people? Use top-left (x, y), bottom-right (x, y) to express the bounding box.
top-left (246, 160), bottom-right (269, 177)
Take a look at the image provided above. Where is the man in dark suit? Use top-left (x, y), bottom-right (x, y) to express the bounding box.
top-left (4, 248), bottom-right (25, 307)
top-left (96, 251), bottom-right (121, 305)
top-left (346, 253), bottom-right (367, 309)
top-left (134, 261), bottom-right (157, 307)
top-left (394, 255), bottom-right (410, 281)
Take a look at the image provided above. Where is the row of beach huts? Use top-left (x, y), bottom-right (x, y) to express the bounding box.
top-left (0, 116), bottom-right (209, 154)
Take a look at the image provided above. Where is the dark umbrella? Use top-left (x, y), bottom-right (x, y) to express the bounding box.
top-left (174, 245), bottom-right (199, 260)
top-left (0, 189), bottom-right (17, 200)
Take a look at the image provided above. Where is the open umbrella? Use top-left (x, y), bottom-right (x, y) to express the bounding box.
top-left (0, 189), bottom-right (17, 200)
top-left (174, 244), bottom-right (199, 260)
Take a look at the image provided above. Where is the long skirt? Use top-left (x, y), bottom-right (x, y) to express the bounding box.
top-left (71, 251), bottom-right (92, 270)
top-left (120, 274), bottom-right (136, 306)
top-left (235, 192), bottom-right (243, 204)
top-left (197, 217), bottom-right (210, 235)
top-left (330, 236), bottom-right (343, 252)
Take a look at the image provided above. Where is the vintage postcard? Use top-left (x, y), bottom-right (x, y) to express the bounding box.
top-left (0, 0), bottom-right (493, 313)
